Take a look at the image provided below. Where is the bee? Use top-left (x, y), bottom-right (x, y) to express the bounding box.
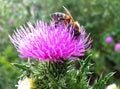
top-left (51, 6), bottom-right (80, 36)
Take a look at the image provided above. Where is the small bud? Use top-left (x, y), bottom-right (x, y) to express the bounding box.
top-left (16, 77), bottom-right (35, 89)
top-left (106, 84), bottom-right (118, 89)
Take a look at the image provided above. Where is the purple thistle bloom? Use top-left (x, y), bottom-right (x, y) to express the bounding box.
top-left (9, 21), bottom-right (91, 62)
top-left (114, 43), bottom-right (120, 52)
top-left (8, 19), bottom-right (13, 25)
top-left (105, 36), bottom-right (113, 44)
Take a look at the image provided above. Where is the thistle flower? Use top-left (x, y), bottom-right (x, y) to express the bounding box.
top-left (105, 36), bottom-right (113, 44)
top-left (16, 77), bottom-right (35, 89)
top-left (9, 21), bottom-right (91, 62)
top-left (8, 19), bottom-right (13, 25)
top-left (114, 43), bottom-right (120, 52)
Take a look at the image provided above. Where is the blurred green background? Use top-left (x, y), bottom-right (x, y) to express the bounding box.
top-left (0, 0), bottom-right (120, 89)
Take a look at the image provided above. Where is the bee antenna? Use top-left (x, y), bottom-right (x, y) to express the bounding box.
top-left (62, 6), bottom-right (66, 10)
top-left (62, 6), bottom-right (74, 21)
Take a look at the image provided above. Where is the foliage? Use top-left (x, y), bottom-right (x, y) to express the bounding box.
top-left (0, 46), bottom-right (19, 89)
top-left (13, 56), bottom-right (114, 89)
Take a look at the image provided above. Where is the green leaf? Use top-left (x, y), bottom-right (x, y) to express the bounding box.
top-left (80, 54), bottom-right (92, 73)
top-left (11, 63), bottom-right (30, 71)
top-left (92, 72), bottom-right (115, 89)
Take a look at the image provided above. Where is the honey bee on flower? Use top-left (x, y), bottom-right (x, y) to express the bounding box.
top-left (51, 6), bottom-right (80, 36)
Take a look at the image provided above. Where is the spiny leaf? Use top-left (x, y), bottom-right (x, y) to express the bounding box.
top-left (11, 63), bottom-right (30, 71)
top-left (80, 54), bottom-right (92, 73)
top-left (92, 72), bottom-right (115, 89)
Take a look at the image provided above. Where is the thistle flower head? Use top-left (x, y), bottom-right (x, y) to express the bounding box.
top-left (8, 19), bottom-right (13, 25)
top-left (114, 43), bottom-right (120, 52)
top-left (105, 36), bottom-right (113, 44)
top-left (9, 21), bottom-right (91, 62)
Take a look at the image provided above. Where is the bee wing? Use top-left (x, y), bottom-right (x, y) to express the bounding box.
top-left (62, 6), bottom-right (74, 21)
